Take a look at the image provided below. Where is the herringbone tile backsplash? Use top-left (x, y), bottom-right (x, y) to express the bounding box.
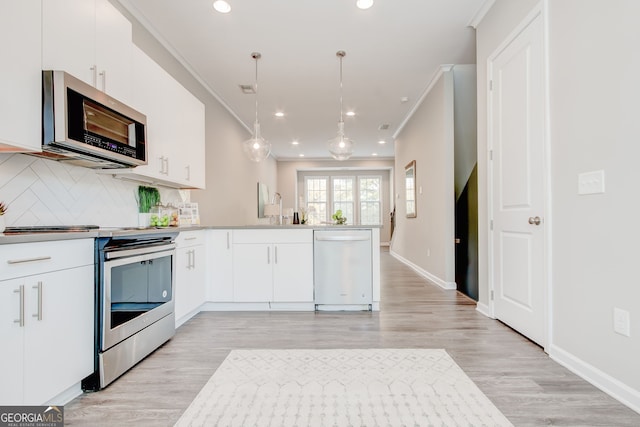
top-left (0, 154), bottom-right (186, 227)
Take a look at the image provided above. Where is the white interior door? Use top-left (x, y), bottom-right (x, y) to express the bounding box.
top-left (489, 11), bottom-right (546, 346)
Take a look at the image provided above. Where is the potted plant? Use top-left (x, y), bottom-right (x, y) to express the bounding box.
top-left (135, 186), bottom-right (161, 227)
top-left (332, 209), bottom-right (347, 225)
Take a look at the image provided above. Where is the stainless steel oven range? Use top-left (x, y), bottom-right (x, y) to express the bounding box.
top-left (82, 230), bottom-right (178, 390)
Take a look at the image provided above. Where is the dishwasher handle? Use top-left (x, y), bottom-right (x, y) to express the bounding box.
top-left (315, 235), bottom-right (370, 242)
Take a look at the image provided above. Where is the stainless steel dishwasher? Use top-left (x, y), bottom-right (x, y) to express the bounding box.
top-left (314, 229), bottom-right (372, 309)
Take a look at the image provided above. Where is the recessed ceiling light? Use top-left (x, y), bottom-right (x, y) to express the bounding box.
top-left (400, 96), bottom-right (409, 103)
top-left (378, 140), bottom-right (386, 144)
top-left (372, 152), bottom-right (378, 156)
top-left (299, 154), bottom-right (305, 157)
top-left (291, 140), bottom-right (299, 145)
top-left (356, 0), bottom-right (374, 10)
top-left (275, 112), bottom-right (285, 118)
top-left (213, 0), bottom-right (231, 13)
top-left (346, 111), bottom-right (355, 117)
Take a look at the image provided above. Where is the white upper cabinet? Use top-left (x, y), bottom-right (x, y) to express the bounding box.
top-left (0, 0), bottom-right (42, 152)
top-left (42, 0), bottom-right (133, 103)
top-left (106, 46), bottom-right (206, 189)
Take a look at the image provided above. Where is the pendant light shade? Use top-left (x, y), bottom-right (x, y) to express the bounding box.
top-left (243, 52), bottom-right (271, 162)
top-left (328, 51), bottom-right (354, 161)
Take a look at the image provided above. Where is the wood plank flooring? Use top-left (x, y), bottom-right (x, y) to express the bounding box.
top-left (64, 248), bottom-right (640, 426)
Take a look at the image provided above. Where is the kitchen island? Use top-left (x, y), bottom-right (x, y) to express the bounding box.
top-left (201, 225), bottom-right (381, 317)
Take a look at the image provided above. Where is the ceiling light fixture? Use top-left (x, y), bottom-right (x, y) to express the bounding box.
top-left (291, 140), bottom-right (299, 146)
top-left (346, 111), bottom-right (355, 117)
top-left (356, 0), bottom-right (374, 10)
top-left (213, 0), bottom-right (231, 13)
top-left (378, 140), bottom-right (386, 144)
top-left (242, 52), bottom-right (271, 162)
top-left (274, 111), bottom-right (285, 117)
top-left (328, 51), bottom-right (354, 161)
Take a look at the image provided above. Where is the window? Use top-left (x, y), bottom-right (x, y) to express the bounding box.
top-left (359, 176), bottom-right (382, 225)
top-left (302, 173), bottom-right (383, 225)
top-left (332, 177), bottom-right (354, 223)
top-left (305, 177), bottom-right (327, 225)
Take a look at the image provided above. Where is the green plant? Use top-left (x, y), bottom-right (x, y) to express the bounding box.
top-left (0, 201), bottom-right (6, 216)
top-left (136, 186), bottom-right (161, 213)
top-left (332, 209), bottom-right (347, 225)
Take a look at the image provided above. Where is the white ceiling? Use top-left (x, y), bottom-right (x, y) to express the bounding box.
top-left (117, 0), bottom-right (485, 160)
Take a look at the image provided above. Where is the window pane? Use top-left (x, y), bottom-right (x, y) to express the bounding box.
top-left (305, 177), bottom-right (327, 225)
top-left (332, 178), bottom-right (354, 224)
top-left (359, 177), bottom-right (381, 225)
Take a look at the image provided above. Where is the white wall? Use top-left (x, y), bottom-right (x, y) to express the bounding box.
top-left (391, 68), bottom-right (455, 286)
top-left (477, 0), bottom-right (640, 410)
top-left (547, 0), bottom-right (640, 402)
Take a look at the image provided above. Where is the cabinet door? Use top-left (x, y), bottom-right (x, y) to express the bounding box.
top-left (23, 266), bottom-right (94, 405)
top-left (209, 230), bottom-right (233, 302)
top-left (174, 84), bottom-right (206, 188)
top-left (175, 247), bottom-right (191, 321)
top-left (233, 244), bottom-right (272, 302)
top-left (0, 0), bottom-right (42, 151)
top-left (42, 0), bottom-right (96, 85)
top-left (0, 279), bottom-right (25, 405)
top-left (190, 245), bottom-right (207, 310)
top-left (273, 243), bottom-right (314, 302)
top-left (42, 0), bottom-right (133, 102)
top-left (94, 0), bottom-right (132, 102)
top-left (130, 47), bottom-right (167, 179)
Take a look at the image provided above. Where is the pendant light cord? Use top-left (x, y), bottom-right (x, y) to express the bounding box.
top-left (338, 51), bottom-right (345, 123)
top-left (252, 52), bottom-right (261, 127)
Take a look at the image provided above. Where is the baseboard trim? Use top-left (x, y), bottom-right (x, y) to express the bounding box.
top-left (548, 344), bottom-right (640, 414)
top-left (475, 302), bottom-right (493, 318)
top-left (389, 250), bottom-right (456, 290)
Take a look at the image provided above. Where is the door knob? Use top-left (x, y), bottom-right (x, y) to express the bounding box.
top-left (528, 216), bottom-right (541, 225)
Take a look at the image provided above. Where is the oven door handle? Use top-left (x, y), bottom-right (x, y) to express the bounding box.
top-left (105, 243), bottom-right (177, 260)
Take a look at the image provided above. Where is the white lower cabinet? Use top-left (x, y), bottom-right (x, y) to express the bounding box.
top-left (208, 230), bottom-right (233, 302)
top-left (232, 230), bottom-right (313, 303)
top-left (175, 231), bottom-right (207, 325)
top-left (0, 240), bottom-right (94, 405)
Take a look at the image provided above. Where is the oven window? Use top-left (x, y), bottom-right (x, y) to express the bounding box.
top-left (109, 254), bottom-right (173, 329)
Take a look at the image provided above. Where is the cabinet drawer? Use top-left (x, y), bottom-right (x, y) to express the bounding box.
top-left (176, 230), bottom-right (205, 247)
top-left (0, 239), bottom-right (94, 281)
top-left (233, 229), bottom-right (312, 244)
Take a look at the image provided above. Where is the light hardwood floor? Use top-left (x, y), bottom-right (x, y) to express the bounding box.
top-left (65, 248), bottom-right (640, 426)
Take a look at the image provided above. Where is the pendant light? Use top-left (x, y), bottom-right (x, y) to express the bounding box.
top-left (328, 51), bottom-right (354, 161)
top-left (243, 52), bottom-right (271, 162)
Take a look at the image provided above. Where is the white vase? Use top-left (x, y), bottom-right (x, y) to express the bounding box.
top-left (138, 213), bottom-right (151, 228)
top-left (0, 216), bottom-right (5, 233)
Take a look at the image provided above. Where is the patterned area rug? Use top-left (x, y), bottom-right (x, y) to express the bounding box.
top-left (175, 349), bottom-right (512, 427)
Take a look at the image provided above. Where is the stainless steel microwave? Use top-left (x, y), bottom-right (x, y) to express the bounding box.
top-left (37, 70), bottom-right (147, 169)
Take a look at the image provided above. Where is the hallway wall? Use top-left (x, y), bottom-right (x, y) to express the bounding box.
top-left (477, 0), bottom-right (640, 411)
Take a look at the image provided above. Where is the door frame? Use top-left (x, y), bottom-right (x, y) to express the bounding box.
top-left (486, 2), bottom-right (552, 350)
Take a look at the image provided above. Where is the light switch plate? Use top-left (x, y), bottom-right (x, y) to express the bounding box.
top-left (578, 170), bottom-right (605, 195)
top-left (613, 307), bottom-right (631, 337)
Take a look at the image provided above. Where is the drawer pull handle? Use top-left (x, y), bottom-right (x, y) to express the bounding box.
top-left (14, 285), bottom-right (25, 327)
top-left (7, 256), bottom-right (52, 265)
top-left (184, 237), bottom-right (197, 241)
top-left (33, 281), bottom-right (43, 321)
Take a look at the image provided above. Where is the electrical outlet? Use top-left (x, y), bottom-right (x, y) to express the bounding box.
top-left (578, 170), bottom-right (605, 195)
top-left (613, 308), bottom-right (631, 337)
